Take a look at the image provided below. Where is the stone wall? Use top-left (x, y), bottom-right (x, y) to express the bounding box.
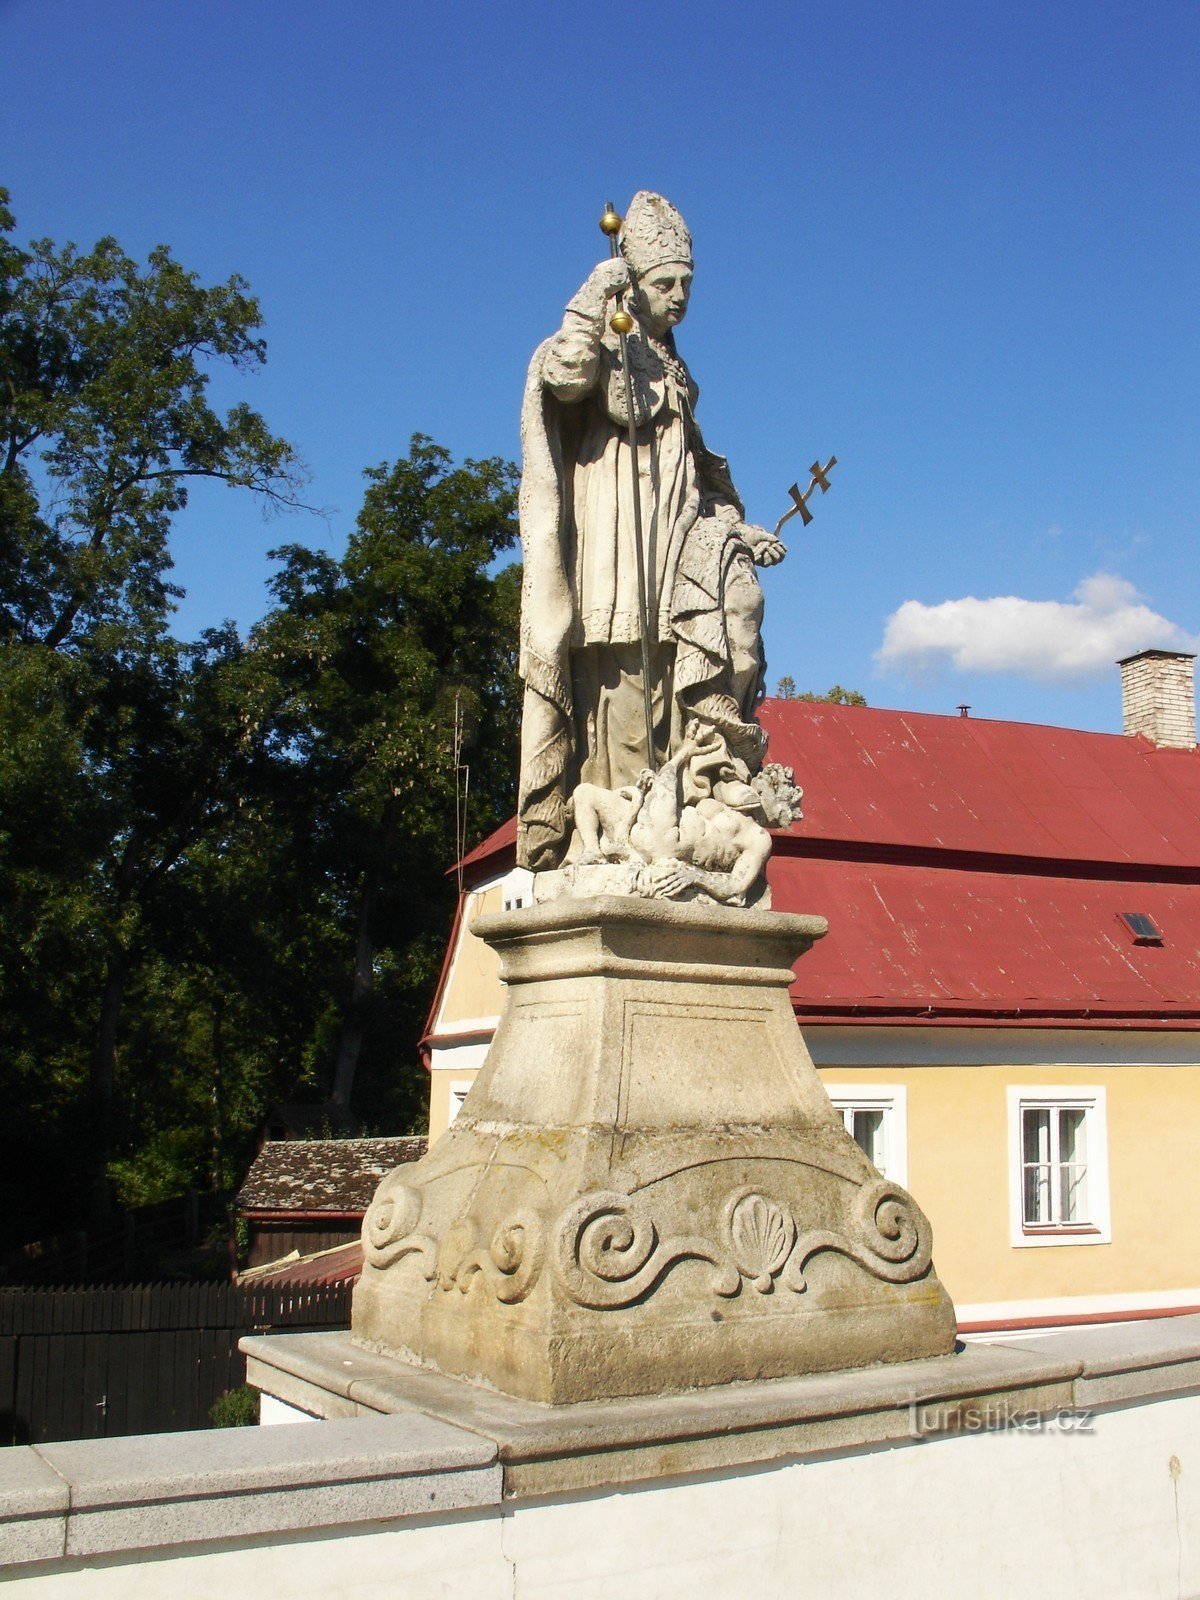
top-left (2, 1317), bottom-right (1199, 1597)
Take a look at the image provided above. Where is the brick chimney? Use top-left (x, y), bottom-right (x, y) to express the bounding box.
top-left (1118, 649), bottom-right (1196, 749)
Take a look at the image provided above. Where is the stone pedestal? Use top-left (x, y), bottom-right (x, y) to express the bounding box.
top-left (352, 897), bottom-right (956, 1402)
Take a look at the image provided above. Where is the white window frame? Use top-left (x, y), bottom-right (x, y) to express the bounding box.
top-left (824, 1084), bottom-right (908, 1188)
top-left (447, 1078), bottom-right (475, 1126)
top-left (1006, 1086), bottom-right (1110, 1248)
top-left (501, 867), bottom-right (534, 912)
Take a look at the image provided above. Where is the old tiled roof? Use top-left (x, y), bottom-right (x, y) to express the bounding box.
top-left (236, 1137), bottom-right (426, 1215)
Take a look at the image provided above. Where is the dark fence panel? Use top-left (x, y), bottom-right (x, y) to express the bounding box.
top-left (246, 1223), bottom-right (360, 1269)
top-left (0, 1281), bottom-right (352, 1445)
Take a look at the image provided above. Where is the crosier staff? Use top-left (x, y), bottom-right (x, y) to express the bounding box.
top-left (600, 201), bottom-right (657, 774)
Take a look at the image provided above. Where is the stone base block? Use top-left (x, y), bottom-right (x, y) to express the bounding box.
top-left (352, 896), bottom-right (956, 1402)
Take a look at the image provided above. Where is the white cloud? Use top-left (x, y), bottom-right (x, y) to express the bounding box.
top-left (877, 574), bottom-right (1200, 684)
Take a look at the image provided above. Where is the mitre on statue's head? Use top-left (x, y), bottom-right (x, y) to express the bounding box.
top-left (620, 191), bottom-right (693, 278)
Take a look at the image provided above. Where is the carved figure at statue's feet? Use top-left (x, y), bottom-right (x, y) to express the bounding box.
top-left (538, 723), bottom-right (803, 910)
top-left (572, 773), bottom-right (653, 864)
top-left (644, 799), bottom-right (772, 908)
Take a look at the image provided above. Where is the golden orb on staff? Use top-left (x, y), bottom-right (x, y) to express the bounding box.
top-left (600, 206), bottom-right (635, 333)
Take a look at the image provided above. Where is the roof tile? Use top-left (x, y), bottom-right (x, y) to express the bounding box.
top-left (236, 1137), bottom-right (426, 1214)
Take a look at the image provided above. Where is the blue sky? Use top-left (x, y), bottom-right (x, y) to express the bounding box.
top-left (4, 0), bottom-right (1197, 732)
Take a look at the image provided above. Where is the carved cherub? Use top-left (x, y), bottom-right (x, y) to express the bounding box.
top-left (640, 799), bottom-right (772, 908)
top-left (571, 772), bottom-right (654, 863)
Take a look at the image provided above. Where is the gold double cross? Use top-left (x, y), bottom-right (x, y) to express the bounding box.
top-left (773, 456), bottom-right (838, 536)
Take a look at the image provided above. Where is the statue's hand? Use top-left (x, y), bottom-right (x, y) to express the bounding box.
top-left (645, 859), bottom-right (696, 899)
top-left (738, 522), bottom-right (787, 568)
top-left (576, 257), bottom-right (631, 306)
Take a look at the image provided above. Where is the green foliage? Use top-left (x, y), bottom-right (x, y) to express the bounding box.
top-left (209, 1386), bottom-right (260, 1428)
top-left (774, 676), bottom-right (867, 706)
top-left (0, 188), bottom-right (306, 651)
top-left (256, 436), bottom-right (520, 1125)
top-left (0, 189), bottom-right (525, 1249)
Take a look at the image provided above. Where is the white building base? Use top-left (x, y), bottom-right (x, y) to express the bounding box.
top-left (2, 1317), bottom-right (1199, 1598)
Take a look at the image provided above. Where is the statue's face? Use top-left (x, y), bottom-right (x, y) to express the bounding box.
top-left (635, 261), bottom-right (692, 336)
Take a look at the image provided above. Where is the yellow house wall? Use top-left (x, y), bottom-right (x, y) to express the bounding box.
top-left (824, 1062), bottom-right (1200, 1311)
top-left (427, 1072), bottom-right (456, 1145)
top-left (434, 886), bottom-right (505, 1030)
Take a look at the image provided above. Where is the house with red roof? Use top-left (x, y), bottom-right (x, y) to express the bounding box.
top-left (422, 649), bottom-right (1200, 1334)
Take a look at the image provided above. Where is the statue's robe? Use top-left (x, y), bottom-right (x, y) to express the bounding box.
top-left (517, 298), bottom-right (765, 872)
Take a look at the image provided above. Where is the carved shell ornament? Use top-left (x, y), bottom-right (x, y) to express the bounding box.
top-left (726, 1190), bottom-right (796, 1292)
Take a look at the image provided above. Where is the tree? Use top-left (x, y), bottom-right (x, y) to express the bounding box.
top-left (255, 435), bottom-right (521, 1125)
top-left (0, 622), bottom-right (296, 1231)
top-left (0, 188), bottom-right (307, 1231)
top-left (0, 644), bottom-right (104, 1236)
top-left (0, 189), bottom-right (527, 1244)
top-left (774, 677), bottom-right (867, 706)
top-left (0, 186), bottom-right (305, 652)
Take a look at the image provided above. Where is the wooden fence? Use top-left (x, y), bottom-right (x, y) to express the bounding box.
top-left (0, 1280), bottom-right (352, 1445)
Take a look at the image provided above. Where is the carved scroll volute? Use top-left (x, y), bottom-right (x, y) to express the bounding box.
top-left (782, 1178), bottom-right (934, 1293)
top-left (436, 1211), bottom-right (545, 1305)
top-left (362, 1168), bottom-right (437, 1277)
top-left (553, 1190), bottom-right (739, 1308)
top-left (853, 1178), bottom-right (933, 1273)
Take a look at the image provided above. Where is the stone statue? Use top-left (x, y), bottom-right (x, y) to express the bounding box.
top-left (516, 191), bottom-right (793, 896)
top-left (345, 193), bottom-right (957, 1406)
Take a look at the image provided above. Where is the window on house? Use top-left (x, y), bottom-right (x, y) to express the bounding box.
top-left (824, 1086), bottom-right (908, 1187)
top-left (501, 867), bottom-right (534, 913)
top-left (447, 1080), bottom-right (474, 1125)
top-left (1007, 1088), bottom-right (1110, 1246)
top-left (842, 1105), bottom-right (887, 1170)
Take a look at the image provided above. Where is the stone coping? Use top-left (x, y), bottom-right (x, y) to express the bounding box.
top-left (249, 1314), bottom-right (1200, 1494)
top-left (245, 1328), bottom-right (1080, 1496)
top-left (473, 892), bottom-right (828, 944)
top-left (0, 1412), bottom-right (499, 1569)
top-left (3, 1314), bottom-right (1200, 1570)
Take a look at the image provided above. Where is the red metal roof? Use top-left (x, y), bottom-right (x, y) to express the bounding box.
top-left (458, 815), bottom-right (517, 882)
top-left (760, 701), bottom-right (1200, 870)
top-left (779, 856), bottom-right (1200, 1024)
top-left (449, 700), bottom-right (1200, 1025)
top-left (241, 1240), bottom-right (362, 1288)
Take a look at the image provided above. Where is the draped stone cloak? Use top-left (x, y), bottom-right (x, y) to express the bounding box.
top-left (516, 300), bottom-right (766, 871)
